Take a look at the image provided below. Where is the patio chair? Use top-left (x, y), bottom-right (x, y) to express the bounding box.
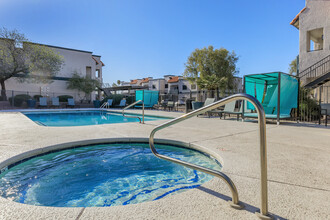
top-left (196, 98), bottom-right (215, 116)
top-left (166, 101), bottom-right (174, 111)
top-left (116, 99), bottom-right (126, 108)
top-left (208, 101), bottom-right (236, 119)
top-left (161, 100), bottom-right (168, 110)
top-left (107, 99), bottom-right (113, 107)
top-left (67, 98), bottom-right (75, 108)
top-left (222, 101), bottom-right (243, 121)
top-left (192, 101), bottom-right (204, 110)
top-left (321, 103), bottom-right (330, 126)
top-left (38, 97), bottom-right (48, 108)
top-left (51, 97), bottom-right (60, 108)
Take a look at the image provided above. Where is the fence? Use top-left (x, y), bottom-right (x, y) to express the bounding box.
top-left (299, 55), bottom-right (330, 87)
top-left (296, 85), bottom-right (330, 125)
top-left (0, 90), bottom-right (95, 109)
top-left (2, 87), bottom-right (328, 125)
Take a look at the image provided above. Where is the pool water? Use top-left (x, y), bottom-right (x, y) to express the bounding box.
top-left (0, 143), bottom-right (221, 207)
top-left (23, 111), bottom-right (170, 126)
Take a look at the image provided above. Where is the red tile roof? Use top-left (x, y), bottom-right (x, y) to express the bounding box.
top-left (140, 78), bottom-right (149, 83)
top-left (168, 76), bottom-right (179, 83)
top-left (290, 7), bottom-right (306, 26)
top-left (92, 56), bottom-right (105, 66)
top-left (130, 79), bottom-right (138, 84)
top-left (92, 56), bottom-right (99, 65)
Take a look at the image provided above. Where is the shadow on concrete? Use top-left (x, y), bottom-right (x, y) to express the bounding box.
top-left (200, 115), bottom-right (329, 129)
top-left (197, 186), bottom-right (288, 220)
top-left (279, 121), bottom-right (329, 129)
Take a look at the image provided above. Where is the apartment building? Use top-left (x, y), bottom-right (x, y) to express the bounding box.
top-left (124, 75), bottom-right (242, 102)
top-left (290, 0), bottom-right (330, 103)
top-left (3, 42), bottom-right (104, 101)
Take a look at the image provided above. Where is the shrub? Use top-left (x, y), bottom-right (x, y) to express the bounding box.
top-left (126, 96), bottom-right (134, 105)
top-left (101, 94), bottom-right (134, 106)
top-left (102, 94), bottom-right (123, 106)
top-left (299, 87), bottom-right (320, 121)
top-left (33, 95), bottom-right (43, 100)
top-left (8, 94), bottom-right (32, 107)
top-left (58, 95), bottom-right (73, 102)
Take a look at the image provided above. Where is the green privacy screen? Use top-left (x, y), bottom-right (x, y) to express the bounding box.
top-left (244, 72), bottom-right (298, 118)
top-left (135, 90), bottom-right (159, 108)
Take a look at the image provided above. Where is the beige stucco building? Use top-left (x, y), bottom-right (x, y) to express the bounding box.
top-left (123, 75), bottom-right (242, 103)
top-left (4, 43), bottom-right (104, 101)
top-left (291, 0), bottom-right (330, 103)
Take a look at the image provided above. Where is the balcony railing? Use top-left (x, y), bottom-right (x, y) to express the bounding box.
top-left (299, 55), bottom-right (330, 87)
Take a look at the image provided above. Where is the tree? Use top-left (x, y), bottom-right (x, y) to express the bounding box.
top-left (289, 58), bottom-right (297, 75)
top-left (0, 28), bottom-right (64, 100)
top-left (111, 80), bottom-right (122, 87)
top-left (183, 46), bottom-right (239, 97)
top-left (67, 73), bottom-right (101, 101)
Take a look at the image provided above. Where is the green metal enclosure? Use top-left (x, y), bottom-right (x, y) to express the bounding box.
top-left (135, 90), bottom-right (159, 108)
top-left (244, 72), bottom-right (299, 124)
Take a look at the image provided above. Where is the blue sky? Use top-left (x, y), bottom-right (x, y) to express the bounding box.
top-left (0, 0), bottom-right (305, 84)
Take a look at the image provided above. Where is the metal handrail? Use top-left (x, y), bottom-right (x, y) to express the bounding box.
top-left (299, 54), bottom-right (330, 78)
top-left (149, 93), bottom-right (270, 219)
top-left (100, 102), bottom-right (109, 109)
top-left (122, 100), bottom-right (144, 124)
top-left (100, 102), bottom-right (110, 113)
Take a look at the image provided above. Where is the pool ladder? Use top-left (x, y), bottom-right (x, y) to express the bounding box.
top-left (122, 100), bottom-right (144, 124)
top-left (100, 102), bottom-right (110, 112)
top-left (149, 93), bottom-right (271, 219)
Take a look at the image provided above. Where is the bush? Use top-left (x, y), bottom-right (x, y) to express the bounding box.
top-left (33, 95), bottom-right (43, 100)
top-left (8, 94), bottom-right (32, 107)
top-left (126, 96), bottom-right (134, 105)
top-left (299, 87), bottom-right (320, 120)
top-left (101, 94), bottom-right (134, 106)
top-left (58, 95), bottom-right (73, 102)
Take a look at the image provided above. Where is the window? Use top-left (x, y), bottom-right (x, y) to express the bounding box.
top-left (15, 41), bottom-right (23, 48)
top-left (152, 85), bottom-right (156, 89)
top-left (182, 85), bottom-right (187, 90)
top-left (307, 28), bottom-right (324, 52)
top-left (165, 84), bottom-right (168, 88)
top-left (95, 69), bottom-right (101, 78)
top-left (86, 66), bottom-right (92, 79)
top-left (191, 84), bottom-right (196, 90)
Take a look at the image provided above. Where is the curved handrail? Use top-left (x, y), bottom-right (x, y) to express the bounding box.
top-left (100, 102), bottom-right (110, 113)
top-left (149, 93), bottom-right (269, 218)
top-left (122, 100), bottom-right (144, 124)
top-left (100, 102), bottom-right (109, 109)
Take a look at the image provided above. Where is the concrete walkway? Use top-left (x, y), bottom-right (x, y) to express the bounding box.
top-left (0, 109), bottom-right (329, 219)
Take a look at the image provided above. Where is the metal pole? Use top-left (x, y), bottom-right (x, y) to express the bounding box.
top-left (277, 73), bottom-right (281, 125)
top-left (297, 78), bottom-right (300, 123)
top-left (11, 90), bottom-right (14, 106)
top-left (142, 101), bottom-right (145, 124)
top-left (319, 86), bottom-right (322, 125)
top-left (242, 76), bottom-right (246, 121)
top-left (142, 90), bottom-right (145, 124)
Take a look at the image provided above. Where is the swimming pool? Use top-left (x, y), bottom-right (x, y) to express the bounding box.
top-left (0, 143), bottom-right (221, 207)
top-left (23, 110), bottom-right (171, 126)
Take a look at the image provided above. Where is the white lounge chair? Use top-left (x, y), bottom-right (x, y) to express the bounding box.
top-left (51, 97), bottom-right (60, 108)
top-left (38, 97), bottom-right (47, 108)
top-left (67, 98), bottom-right (75, 108)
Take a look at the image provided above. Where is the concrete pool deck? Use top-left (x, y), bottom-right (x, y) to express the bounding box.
top-left (0, 109), bottom-right (329, 219)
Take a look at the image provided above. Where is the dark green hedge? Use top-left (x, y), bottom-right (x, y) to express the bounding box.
top-left (102, 94), bottom-right (134, 106)
top-left (58, 95), bottom-right (73, 102)
top-left (8, 94), bottom-right (32, 107)
top-left (33, 95), bottom-right (43, 101)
